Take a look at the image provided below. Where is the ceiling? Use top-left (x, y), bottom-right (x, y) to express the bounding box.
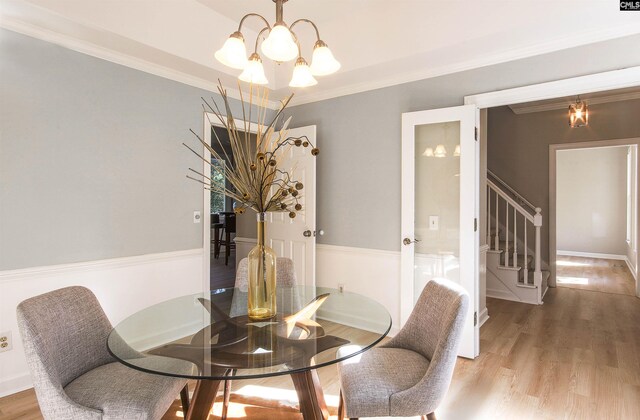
top-left (2, 0), bottom-right (640, 106)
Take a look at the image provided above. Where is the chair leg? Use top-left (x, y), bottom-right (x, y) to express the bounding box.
top-left (180, 384), bottom-right (190, 414)
top-left (423, 413), bottom-right (436, 420)
top-left (337, 390), bottom-right (345, 420)
top-left (225, 231), bottom-right (231, 265)
top-left (221, 369), bottom-right (236, 420)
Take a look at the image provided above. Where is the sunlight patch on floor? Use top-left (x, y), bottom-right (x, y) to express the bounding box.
top-left (557, 276), bottom-right (589, 285)
top-left (556, 259), bottom-right (590, 267)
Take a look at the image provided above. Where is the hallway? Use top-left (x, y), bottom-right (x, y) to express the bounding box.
top-left (556, 256), bottom-right (636, 296)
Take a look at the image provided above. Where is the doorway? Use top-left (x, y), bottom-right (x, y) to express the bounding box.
top-left (550, 140), bottom-right (639, 297)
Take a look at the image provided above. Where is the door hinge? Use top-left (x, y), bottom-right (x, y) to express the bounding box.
top-left (474, 127), bottom-right (478, 141)
top-left (474, 311), bottom-right (477, 326)
top-left (474, 218), bottom-right (478, 232)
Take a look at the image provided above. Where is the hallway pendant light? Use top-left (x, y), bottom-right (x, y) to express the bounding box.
top-left (215, 0), bottom-right (340, 87)
top-left (434, 144), bottom-right (447, 158)
top-left (569, 97), bottom-right (589, 128)
top-left (454, 144), bottom-right (461, 157)
top-left (239, 53), bottom-right (269, 85)
top-left (289, 57), bottom-right (317, 87)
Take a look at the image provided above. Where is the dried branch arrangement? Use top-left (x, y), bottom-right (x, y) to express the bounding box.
top-left (183, 82), bottom-right (318, 217)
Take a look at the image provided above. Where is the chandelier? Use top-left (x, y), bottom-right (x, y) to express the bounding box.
top-left (214, 0), bottom-right (340, 88)
top-left (568, 97), bottom-right (588, 128)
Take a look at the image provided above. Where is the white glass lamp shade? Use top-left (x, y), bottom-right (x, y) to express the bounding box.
top-left (289, 57), bottom-right (317, 87)
top-left (261, 24), bottom-right (298, 62)
top-left (310, 41), bottom-right (341, 76)
top-left (422, 147), bottom-right (434, 157)
top-left (215, 32), bottom-right (248, 70)
top-left (453, 144), bottom-right (461, 157)
top-left (239, 53), bottom-right (269, 85)
top-left (434, 144), bottom-right (447, 158)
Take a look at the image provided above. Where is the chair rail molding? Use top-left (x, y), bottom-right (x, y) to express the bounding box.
top-left (0, 249), bottom-right (204, 398)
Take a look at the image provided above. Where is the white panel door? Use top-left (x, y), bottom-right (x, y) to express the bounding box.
top-left (266, 125), bottom-right (317, 287)
top-left (401, 105), bottom-right (479, 359)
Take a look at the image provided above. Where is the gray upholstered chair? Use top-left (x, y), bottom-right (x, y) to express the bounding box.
top-left (17, 286), bottom-right (190, 420)
top-left (222, 256), bottom-right (298, 419)
top-left (337, 278), bottom-right (469, 420)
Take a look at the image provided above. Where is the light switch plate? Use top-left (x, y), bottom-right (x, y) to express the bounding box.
top-left (193, 211), bottom-right (201, 224)
top-left (429, 215), bottom-right (439, 231)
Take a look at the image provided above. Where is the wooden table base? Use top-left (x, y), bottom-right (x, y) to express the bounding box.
top-left (185, 369), bottom-right (328, 420)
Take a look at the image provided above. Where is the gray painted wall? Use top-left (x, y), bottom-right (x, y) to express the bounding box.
top-left (557, 146), bottom-right (628, 255)
top-left (488, 98), bottom-right (640, 265)
top-left (0, 29), bottom-right (252, 270)
top-left (287, 34), bottom-right (640, 252)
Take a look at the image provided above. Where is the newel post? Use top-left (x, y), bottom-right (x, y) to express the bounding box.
top-left (533, 207), bottom-right (543, 302)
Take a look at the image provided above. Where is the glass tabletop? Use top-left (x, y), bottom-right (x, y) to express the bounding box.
top-left (107, 286), bottom-right (391, 380)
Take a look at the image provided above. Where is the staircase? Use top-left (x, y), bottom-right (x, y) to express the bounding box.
top-left (486, 171), bottom-right (549, 304)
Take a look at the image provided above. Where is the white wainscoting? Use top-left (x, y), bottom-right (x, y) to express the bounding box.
top-left (316, 244), bottom-right (402, 337)
top-left (0, 249), bottom-right (203, 398)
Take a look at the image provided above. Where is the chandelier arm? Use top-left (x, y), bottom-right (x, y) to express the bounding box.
top-left (253, 27), bottom-right (271, 53)
top-left (238, 13), bottom-right (272, 32)
top-left (289, 19), bottom-right (321, 41)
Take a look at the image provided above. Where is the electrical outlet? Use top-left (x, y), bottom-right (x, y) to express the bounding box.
top-left (338, 284), bottom-right (345, 293)
top-left (0, 331), bottom-right (12, 353)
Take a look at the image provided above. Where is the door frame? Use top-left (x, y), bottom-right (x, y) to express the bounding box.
top-left (463, 65), bottom-right (640, 296)
top-left (202, 113), bottom-right (258, 293)
top-left (549, 138), bottom-right (640, 296)
top-left (400, 104), bottom-right (480, 359)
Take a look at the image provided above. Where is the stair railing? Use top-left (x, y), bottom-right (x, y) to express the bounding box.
top-left (487, 178), bottom-right (543, 296)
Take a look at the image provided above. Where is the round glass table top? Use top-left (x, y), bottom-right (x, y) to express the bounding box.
top-left (107, 286), bottom-right (391, 380)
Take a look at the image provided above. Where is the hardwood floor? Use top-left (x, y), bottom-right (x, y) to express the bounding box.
top-left (556, 256), bottom-right (636, 296)
top-left (2, 286), bottom-right (639, 419)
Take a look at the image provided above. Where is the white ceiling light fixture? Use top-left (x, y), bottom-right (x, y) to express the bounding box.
top-left (215, 0), bottom-right (340, 88)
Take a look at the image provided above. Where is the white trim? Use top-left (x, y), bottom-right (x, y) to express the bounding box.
top-left (478, 307), bottom-right (490, 328)
top-left (317, 243), bottom-right (400, 257)
top-left (556, 250), bottom-right (627, 260)
top-left (0, 249), bottom-right (202, 283)
top-left (290, 26), bottom-right (640, 107)
top-left (550, 138), bottom-right (640, 292)
top-left (509, 90), bottom-right (640, 115)
top-left (0, 373), bottom-right (32, 398)
top-left (0, 18), bottom-right (281, 110)
top-left (464, 67), bottom-right (640, 109)
top-left (625, 256), bottom-right (638, 282)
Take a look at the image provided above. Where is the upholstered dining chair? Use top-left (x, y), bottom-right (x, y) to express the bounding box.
top-left (337, 278), bottom-right (469, 420)
top-left (222, 257), bottom-right (298, 419)
top-left (17, 286), bottom-right (190, 420)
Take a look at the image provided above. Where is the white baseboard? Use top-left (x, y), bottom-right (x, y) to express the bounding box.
top-left (624, 256), bottom-right (638, 282)
top-left (0, 249), bottom-right (204, 398)
top-left (556, 250), bottom-right (627, 260)
top-left (478, 307), bottom-right (490, 327)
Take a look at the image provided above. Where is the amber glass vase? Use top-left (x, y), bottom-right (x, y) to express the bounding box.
top-left (247, 212), bottom-right (277, 320)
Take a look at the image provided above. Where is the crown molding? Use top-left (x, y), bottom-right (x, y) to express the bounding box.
top-left (287, 24), bottom-right (640, 107)
top-left (509, 90), bottom-right (640, 114)
top-left (0, 17), bottom-right (281, 110)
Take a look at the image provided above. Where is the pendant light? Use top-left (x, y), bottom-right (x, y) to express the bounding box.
top-left (215, 0), bottom-right (340, 87)
top-left (569, 97), bottom-right (589, 127)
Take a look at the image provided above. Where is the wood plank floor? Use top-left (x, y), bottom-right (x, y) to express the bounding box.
top-left (2, 264), bottom-right (639, 419)
top-left (556, 256), bottom-right (636, 296)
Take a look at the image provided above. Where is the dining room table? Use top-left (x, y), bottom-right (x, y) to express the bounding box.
top-left (107, 285), bottom-right (392, 420)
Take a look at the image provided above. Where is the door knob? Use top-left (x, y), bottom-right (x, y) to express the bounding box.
top-left (403, 237), bottom-right (421, 245)
top-left (303, 230), bottom-right (312, 237)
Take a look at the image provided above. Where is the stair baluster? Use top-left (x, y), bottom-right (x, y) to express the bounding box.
top-left (505, 200), bottom-right (509, 267)
top-left (523, 216), bottom-right (528, 282)
top-left (513, 206), bottom-right (517, 269)
top-left (494, 192), bottom-right (499, 251)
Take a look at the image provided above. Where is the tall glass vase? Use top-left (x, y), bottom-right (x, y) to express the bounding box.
top-left (247, 212), bottom-right (277, 320)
